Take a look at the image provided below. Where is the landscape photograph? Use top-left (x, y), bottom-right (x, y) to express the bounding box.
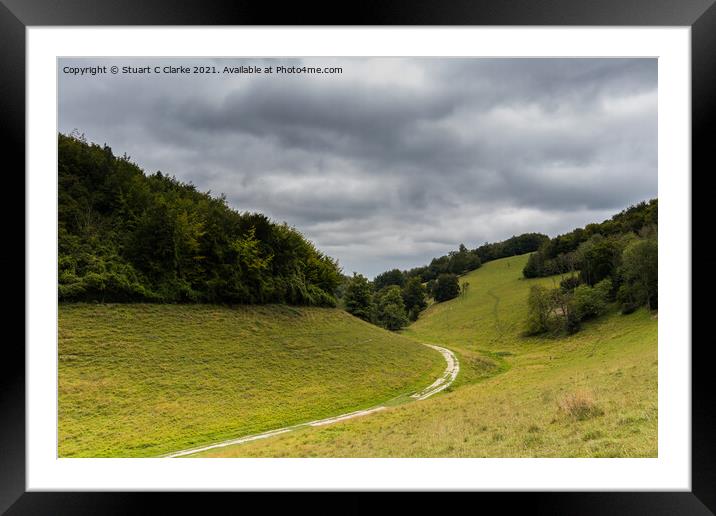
top-left (57, 57), bottom-right (658, 458)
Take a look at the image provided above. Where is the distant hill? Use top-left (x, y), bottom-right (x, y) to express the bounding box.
top-left (395, 233), bottom-right (550, 286)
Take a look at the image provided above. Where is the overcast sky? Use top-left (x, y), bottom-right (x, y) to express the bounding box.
top-left (59, 58), bottom-right (657, 278)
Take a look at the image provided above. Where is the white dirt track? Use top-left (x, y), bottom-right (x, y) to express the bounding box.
top-left (164, 343), bottom-right (459, 458)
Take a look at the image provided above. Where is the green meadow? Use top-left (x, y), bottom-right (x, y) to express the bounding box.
top-left (58, 304), bottom-right (444, 457)
top-left (194, 254), bottom-right (657, 457)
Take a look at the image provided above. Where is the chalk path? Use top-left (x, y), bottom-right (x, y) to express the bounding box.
top-left (163, 343), bottom-right (459, 458)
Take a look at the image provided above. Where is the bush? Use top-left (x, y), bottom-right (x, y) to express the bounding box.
top-left (407, 307), bottom-right (421, 322)
top-left (571, 279), bottom-right (611, 321)
top-left (557, 390), bottom-right (603, 420)
top-left (594, 277), bottom-right (613, 299)
top-left (522, 252), bottom-right (543, 278)
top-left (559, 276), bottom-right (581, 292)
top-left (526, 279), bottom-right (612, 336)
top-left (525, 285), bottom-right (565, 335)
top-left (564, 308), bottom-right (582, 334)
top-left (620, 302), bottom-right (639, 315)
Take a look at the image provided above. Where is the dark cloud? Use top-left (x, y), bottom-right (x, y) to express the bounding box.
top-left (59, 57), bottom-right (657, 277)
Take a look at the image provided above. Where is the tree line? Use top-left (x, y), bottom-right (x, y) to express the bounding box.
top-left (364, 233), bottom-right (548, 305)
top-left (341, 274), bottom-right (425, 331)
top-left (524, 201), bottom-right (658, 335)
top-left (339, 233), bottom-right (548, 331)
top-left (402, 233), bottom-right (549, 285)
top-left (523, 200), bottom-right (657, 279)
top-left (58, 132), bottom-right (341, 305)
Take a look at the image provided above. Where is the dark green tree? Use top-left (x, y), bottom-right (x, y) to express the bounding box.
top-left (525, 285), bottom-right (560, 335)
top-left (401, 276), bottom-right (428, 321)
top-left (375, 285), bottom-right (409, 331)
top-left (433, 273), bottom-right (460, 302)
top-left (373, 269), bottom-right (406, 291)
top-left (618, 237), bottom-right (658, 310)
top-left (575, 235), bottom-right (622, 286)
top-left (344, 273), bottom-right (374, 322)
top-left (571, 279), bottom-right (611, 321)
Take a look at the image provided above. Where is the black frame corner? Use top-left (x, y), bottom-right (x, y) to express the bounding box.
top-left (4, 0), bottom-right (712, 513)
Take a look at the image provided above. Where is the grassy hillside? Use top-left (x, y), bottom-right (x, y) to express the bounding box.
top-left (58, 304), bottom-right (444, 457)
top-left (195, 253), bottom-right (657, 457)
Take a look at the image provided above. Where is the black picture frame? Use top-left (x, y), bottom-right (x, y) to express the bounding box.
top-left (3, 1), bottom-right (711, 513)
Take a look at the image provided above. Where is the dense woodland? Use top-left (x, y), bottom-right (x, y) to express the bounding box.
top-left (522, 200), bottom-right (657, 279)
top-left (523, 200), bottom-right (658, 335)
top-left (58, 133), bottom-right (341, 305)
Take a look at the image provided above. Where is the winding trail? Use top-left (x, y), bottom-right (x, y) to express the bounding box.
top-left (164, 343), bottom-right (459, 458)
top-left (409, 344), bottom-right (460, 400)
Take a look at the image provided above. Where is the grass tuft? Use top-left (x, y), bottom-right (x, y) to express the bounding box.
top-left (582, 430), bottom-right (605, 441)
top-left (557, 390), bottom-right (603, 421)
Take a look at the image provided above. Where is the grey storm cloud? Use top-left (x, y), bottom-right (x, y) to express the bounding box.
top-left (59, 57), bottom-right (657, 277)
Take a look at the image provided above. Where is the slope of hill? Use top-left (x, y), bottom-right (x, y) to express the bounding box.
top-left (58, 304), bottom-right (445, 457)
top-left (194, 253), bottom-right (657, 457)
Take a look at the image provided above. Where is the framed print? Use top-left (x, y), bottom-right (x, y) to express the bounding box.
top-left (3, 0), bottom-right (713, 513)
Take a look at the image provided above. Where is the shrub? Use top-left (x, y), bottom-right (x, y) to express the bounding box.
top-left (557, 390), bottom-right (603, 420)
top-left (522, 252), bottom-right (543, 278)
top-left (526, 280), bottom-right (613, 336)
top-left (564, 308), bottom-right (582, 334)
top-left (525, 285), bottom-right (564, 335)
top-left (620, 302), bottom-right (639, 315)
top-left (559, 276), bottom-right (581, 292)
top-left (571, 279), bottom-right (611, 321)
top-left (594, 277), bottom-right (614, 299)
top-left (407, 307), bottom-right (421, 322)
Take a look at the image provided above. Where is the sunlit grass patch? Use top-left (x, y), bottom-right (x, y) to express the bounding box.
top-left (58, 304), bottom-right (445, 457)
